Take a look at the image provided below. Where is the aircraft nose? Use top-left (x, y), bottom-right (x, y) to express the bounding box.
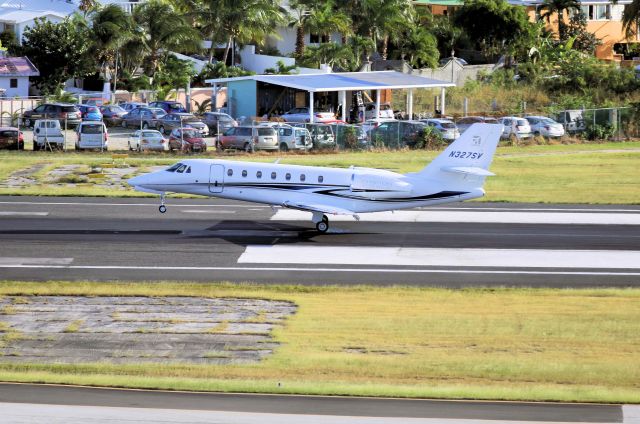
top-left (127, 174), bottom-right (146, 187)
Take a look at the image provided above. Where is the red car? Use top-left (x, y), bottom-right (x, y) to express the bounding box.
top-left (0, 127), bottom-right (24, 150)
top-left (168, 128), bottom-right (207, 153)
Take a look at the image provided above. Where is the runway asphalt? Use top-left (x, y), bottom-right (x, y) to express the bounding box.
top-left (0, 383), bottom-right (631, 423)
top-left (0, 196), bottom-right (639, 286)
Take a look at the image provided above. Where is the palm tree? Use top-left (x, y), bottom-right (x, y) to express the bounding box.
top-left (132, 0), bottom-right (202, 76)
top-left (289, 0), bottom-right (317, 58)
top-left (305, 1), bottom-right (353, 48)
top-left (622, 0), bottom-right (640, 38)
top-left (539, 0), bottom-right (581, 40)
top-left (361, 0), bottom-right (414, 60)
top-left (91, 4), bottom-right (134, 86)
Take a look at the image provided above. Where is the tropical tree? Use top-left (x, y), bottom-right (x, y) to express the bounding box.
top-left (298, 42), bottom-right (354, 69)
top-left (305, 1), bottom-right (353, 47)
top-left (132, 0), bottom-right (202, 76)
top-left (347, 35), bottom-right (376, 70)
top-left (358, 0), bottom-right (414, 60)
top-left (539, 0), bottom-right (581, 40)
top-left (288, 0), bottom-right (317, 58)
top-left (622, 0), bottom-right (640, 38)
top-left (395, 23), bottom-right (439, 68)
top-left (91, 4), bottom-right (134, 84)
top-left (19, 18), bottom-right (96, 94)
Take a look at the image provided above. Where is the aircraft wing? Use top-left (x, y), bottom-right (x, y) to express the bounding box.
top-left (282, 201), bottom-right (356, 216)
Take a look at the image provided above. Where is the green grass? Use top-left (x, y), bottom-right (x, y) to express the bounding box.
top-left (0, 142), bottom-right (639, 203)
top-left (0, 281), bottom-right (638, 403)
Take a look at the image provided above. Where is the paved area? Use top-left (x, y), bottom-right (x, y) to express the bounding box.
top-left (0, 296), bottom-right (295, 364)
top-left (0, 384), bottom-right (630, 423)
top-left (0, 197), bottom-right (638, 286)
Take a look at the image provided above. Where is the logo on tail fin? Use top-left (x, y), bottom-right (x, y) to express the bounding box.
top-left (472, 136), bottom-right (482, 146)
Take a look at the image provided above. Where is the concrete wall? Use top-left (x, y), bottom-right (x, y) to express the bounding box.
top-left (414, 61), bottom-right (495, 86)
top-left (227, 79), bottom-right (256, 119)
top-left (0, 76), bottom-right (30, 97)
top-left (239, 45), bottom-right (297, 74)
top-left (0, 97), bottom-right (39, 126)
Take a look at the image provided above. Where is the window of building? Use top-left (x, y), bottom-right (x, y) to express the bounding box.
top-left (9, 79), bottom-right (17, 89)
top-left (285, 173), bottom-right (291, 181)
top-left (596, 4), bottom-right (610, 20)
top-left (256, 171), bottom-right (262, 178)
top-left (318, 175), bottom-right (324, 183)
top-left (271, 172), bottom-right (277, 180)
top-left (300, 174), bottom-right (306, 182)
top-left (242, 170), bottom-right (247, 177)
top-left (309, 33), bottom-right (330, 43)
top-left (227, 169), bottom-right (233, 177)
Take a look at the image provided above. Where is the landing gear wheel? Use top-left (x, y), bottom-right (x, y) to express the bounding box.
top-left (159, 205), bottom-right (167, 213)
top-left (316, 220), bottom-right (328, 233)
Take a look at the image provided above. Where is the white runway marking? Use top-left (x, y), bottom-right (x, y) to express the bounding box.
top-left (0, 211), bottom-right (49, 216)
top-left (180, 210), bottom-right (237, 214)
top-left (0, 264), bottom-right (637, 276)
top-left (239, 246), bottom-right (640, 269)
top-left (0, 201), bottom-right (267, 208)
top-left (272, 210), bottom-right (640, 225)
top-left (0, 257), bottom-right (73, 266)
top-left (0, 402), bottom-right (620, 424)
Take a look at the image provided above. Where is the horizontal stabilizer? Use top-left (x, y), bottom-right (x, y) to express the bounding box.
top-left (441, 166), bottom-right (496, 177)
top-left (282, 201), bottom-right (355, 216)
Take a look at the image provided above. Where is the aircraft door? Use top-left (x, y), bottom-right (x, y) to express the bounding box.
top-left (209, 164), bottom-right (224, 193)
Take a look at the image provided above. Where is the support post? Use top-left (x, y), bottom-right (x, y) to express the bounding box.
top-left (440, 87), bottom-right (446, 117)
top-left (339, 90), bottom-right (347, 122)
top-left (375, 89), bottom-right (381, 119)
top-left (407, 89), bottom-right (414, 120)
top-left (309, 91), bottom-right (314, 123)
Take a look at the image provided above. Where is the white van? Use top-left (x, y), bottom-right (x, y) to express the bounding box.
top-left (258, 123), bottom-right (312, 151)
top-left (76, 121), bottom-right (108, 150)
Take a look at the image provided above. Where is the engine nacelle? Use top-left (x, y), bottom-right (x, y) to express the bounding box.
top-left (350, 173), bottom-right (413, 199)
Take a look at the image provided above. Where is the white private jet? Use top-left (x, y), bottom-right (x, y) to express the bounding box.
top-left (128, 123), bottom-right (503, 233)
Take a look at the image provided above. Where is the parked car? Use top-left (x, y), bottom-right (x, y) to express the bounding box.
top-left (168, 128), bottom-right (207, 153)
top-left (128, 130), bottom-right (166, 152)
top-left (32, 119), bottom-right (65, 151)
top-left (291, 123), bottom-right (336, 149)
top-left (364, 102), bottom-right (394, 120)
top-left (157, 113), bottom-right (208, 136)
top-left (201, 112), bottom-right (237, 135)
top-left (121, 107), bottom-right (166, 129)
top-left (0, 127), bottom-right (23, 150)
top-left (361, 118), bottom-right (397, 134)
top-left (259, 123), bottom-right (312, 151)
top-left (280, 107), bottom-right (337, 123)
top-left (77, 104), bottom-right (103, 121)
top-left (75, 121), bottom-right (108, 150)
top-left (81, 97), bottom-right (107, 107)
top-left (23, 103), bottom-right (82, 128)
top-left (525, 116), bottom-right (565, 138)
top-left (100, 105), bottom-right (128, 127)
top-left (149, 101), bottom-right (187, 114)
top-left (456, 116), bottom-right (499, 133)
top-left (499, 116), bottom-right (532, 139)
top-left (421, 118), bottom-right (460, 142)
top-left (555, 110), bottom-right (586, 134)
top-left (119, 102), bottom-right (148, 112)
top-left (369, 120), bottom-right (428, 148)
top-left (218, 126), bottom-right (279, 152)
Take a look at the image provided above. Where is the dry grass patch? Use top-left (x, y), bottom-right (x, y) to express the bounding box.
top-left (0, 282), bottom-right (637, 402)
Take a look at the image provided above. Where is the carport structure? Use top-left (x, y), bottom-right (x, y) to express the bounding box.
top-left (206, 71), bottom-right (455, 122)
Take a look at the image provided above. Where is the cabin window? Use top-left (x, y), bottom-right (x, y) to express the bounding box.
top-left (256, 171), bottom-right (262, 178)
top-left (271, 172), bottom-right (277, 180)
top-left (318, 175), bottom-right (324, 183)
top-left (227, 169), bottom-right (233, 177)
top-left (300, 174), bottom-right (306, 182)
top-left (285, 173), bottom-right (291, 181)
top-left (176, 164), bottom-right (187, 173)
top-left (186, 167), bottom-right (191, 173)
top-left (242, 170), bottom-right (247, 177)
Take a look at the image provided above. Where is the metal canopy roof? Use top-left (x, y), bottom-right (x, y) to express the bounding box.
top-left (206, 71), bottom-right (455, 92)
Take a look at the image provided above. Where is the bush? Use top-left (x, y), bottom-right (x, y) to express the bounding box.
top-left (585, 123), bottom-right (615, 141)
top-left (415, 127), bottom-right (446, 150)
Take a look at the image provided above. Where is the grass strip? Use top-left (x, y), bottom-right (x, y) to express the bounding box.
top-left (0, 143), bottom-right (639, 203)
top-left (0, 281), bottom-right (638, 403)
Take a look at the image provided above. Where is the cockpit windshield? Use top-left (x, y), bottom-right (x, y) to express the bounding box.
top-left (166, 163), bottom-right (183, 172)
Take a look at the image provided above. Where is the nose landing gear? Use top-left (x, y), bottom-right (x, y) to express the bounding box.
top-left (159, 193), bottom-right (167, 213)
top-left (313, 213), bottom-right (329, 233)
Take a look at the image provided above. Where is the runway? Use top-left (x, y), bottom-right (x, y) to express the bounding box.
top-left (0, 196), bottom-right (639, 286)
top-left (0, 383), bottom-right (634, 423)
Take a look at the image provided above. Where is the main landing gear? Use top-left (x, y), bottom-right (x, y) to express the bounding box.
top-left (159, 193), bottom-right (167, 213)
top-left (313, 212), bottom-right (329, 233)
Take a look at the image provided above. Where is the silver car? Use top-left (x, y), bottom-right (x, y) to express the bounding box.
top-left (421, 118), bottom-right (460, 141)
top-left (218, 126), bottom-right (278, 152)
top-left (525, 116), bottom-right (565, 138)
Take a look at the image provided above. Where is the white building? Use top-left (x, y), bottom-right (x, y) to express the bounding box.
top-left (0, 55), bottom-right (39, 97)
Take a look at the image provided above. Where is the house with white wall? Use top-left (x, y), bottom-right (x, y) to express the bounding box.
top-left (0, 55), bottom-right (39, 97)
